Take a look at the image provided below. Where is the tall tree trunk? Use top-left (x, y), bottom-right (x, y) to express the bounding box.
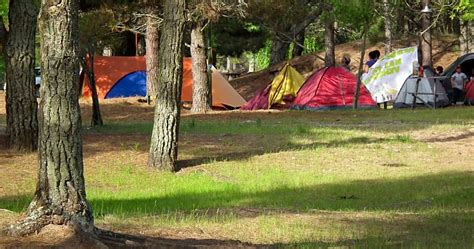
top-left (269, 36), bottom-right (289, 66)
top-left (81, 47), bottom-right (103, 126)
top-left (383, 0), bottom-right (393, 54)
top-left (354, 24), bottom-right (368, 109)
top-left (137, 35), bottom-right (146, 56)
top-left (470, 21), bottom-right (474, 53)
top-left (420, 0), bottom-right (432, 67)
top-left (292, 30), bottom-right (305, 58)
top-left (324, 18), bottom-right (335, 67)
top-left (148, 0), bottom-right (186, 172)
top-left (459, 19), bottom-right (473, 54)
top-left (191, 21), bottom-right (211, 113)
top-left (4, 0), bottom-right (39, 152)
top-left (145, 16), bottom-right (159, 101)
top-left (7, 0), bottom-right (94, 236)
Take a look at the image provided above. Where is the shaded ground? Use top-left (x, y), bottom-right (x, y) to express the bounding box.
top-left (1, 93), bottom-right (473, 247)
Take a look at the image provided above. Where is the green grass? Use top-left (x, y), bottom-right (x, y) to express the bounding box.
top-left (93, 108), bottom-right (474, 135)
top-left (1, 108), bottom-right (473, 248)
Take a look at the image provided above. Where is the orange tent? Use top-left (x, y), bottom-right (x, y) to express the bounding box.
top-left (82, 56), bottom-right (245, 108)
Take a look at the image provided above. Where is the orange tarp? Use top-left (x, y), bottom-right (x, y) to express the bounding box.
top-left (83, 56), bottom-right (246, 108)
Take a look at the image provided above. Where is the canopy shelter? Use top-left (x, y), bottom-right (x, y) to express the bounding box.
top-left (241, 64), bottom-right (305, 110)
top-left (292, 67), bottom-right (377, 110)
top-left (82, 56), bottom-right (246, 109)
top-left (394, 68), bottom-right (450, 108)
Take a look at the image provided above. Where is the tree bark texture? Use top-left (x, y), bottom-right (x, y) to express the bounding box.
top-left (383, 0), bottom-right (393, 54)
top-left (470, 21), bottom-right (474, 53)
top-left (81, 48), bottom-right (103, 126)
top-left (459, 19), bottom-right (473, 55)
top-left (137, 35), bottom-right (146, 56)
top-left (324, 18), bottom-right (335, 67)
top-left (269, 36), bottom-right (289, 66)
top-left (148, 0), bottom-right (186, 172)
top-left (420, 0), bottom-right (432, 67)
top-left (191, 21), bottom-right (211, 113)
top-left (145, 16), bottom-right (159, 100)
top-left (354, 24), bottom-right (368, 109)
top-left (5, 0), bottom-right (39, 152)
top-left (8, 0), bottom-right (94, 236)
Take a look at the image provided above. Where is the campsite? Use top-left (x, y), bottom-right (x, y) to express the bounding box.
top-left (0, 0), bottom-right (474, 248)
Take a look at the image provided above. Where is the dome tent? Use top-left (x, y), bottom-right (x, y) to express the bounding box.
top-left (292, 67), bottom-right (377, 110)
top-left (241, 64), bottom-right (305, 110)
top-left (441, 53), bottom-right (474, 102)
top-left (393, 68), bottom-right (450, 108)
top-left (82, 56), bottom-right (246, 109)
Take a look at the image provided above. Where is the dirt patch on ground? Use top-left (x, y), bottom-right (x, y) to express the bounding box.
top-left (0, 221), bottom-right (266, 248)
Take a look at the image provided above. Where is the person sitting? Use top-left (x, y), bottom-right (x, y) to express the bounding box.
top-left (451, 65), bottom-right (468, 105)
top-left (364, 50), bottom-right (380, 73)
top-left (341, 54), bottom-right (351, 71)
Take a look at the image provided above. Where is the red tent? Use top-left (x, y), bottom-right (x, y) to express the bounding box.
top-left (292, 67), bottom-right (376, 110)
top-left (465, 80), bottom-right (474, 105)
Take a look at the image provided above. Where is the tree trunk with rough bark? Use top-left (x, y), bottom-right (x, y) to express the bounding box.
top-left (7, 0), bottom-right (94, 236)
top-left (383, 0), bottom-right (393, 54)
top-left (470, 21), bottom-right (474, 53)
top-left (324, 18), bottom-right (335, 67)
top-left (420, 0), bottom-right (432, 67)
top-left (148, 0), bottom-right (186, 172)
top-left (81, 47), bottom-right (103, 126)
top-left (269, 36), bottom-right (289, 66)
top-left (146, 16), bottom-right (159, 101)
top-left (354, 24), bottom-right (368, 109)
top-left (191, 21), bottom-right (211, 113)
top-left (137, 35), bottom-right (146, 56)
top-left (4, 0), bottom-right (39, 152)
top-left (459, 19), bottom-right (473, 55)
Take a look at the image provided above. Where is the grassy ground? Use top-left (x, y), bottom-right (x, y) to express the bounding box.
top-left (0, 97), bottom-right (473, 248)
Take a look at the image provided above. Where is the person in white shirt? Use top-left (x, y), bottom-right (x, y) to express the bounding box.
top-left (451, 66), bottom-right (468, 104)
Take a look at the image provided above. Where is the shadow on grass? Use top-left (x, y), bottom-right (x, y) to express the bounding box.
top-left (176, 135), bottom-right (409, 169)
top-left (2, 171), bottom-right (472, 216)
top-left (88, 107), bottom-right (474, 134)
top-left (81, 117), bottom-right (417, 168)
top-left (1, 171), bottom-right (472, 247)
top-left (422, 130), bottom-right (474, 143)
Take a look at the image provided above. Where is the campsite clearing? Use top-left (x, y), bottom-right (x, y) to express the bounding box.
top-left (0, 95), bottom-right (473, 248)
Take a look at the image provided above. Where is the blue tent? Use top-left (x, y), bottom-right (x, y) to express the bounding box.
top-left (105, 71), bottom-right (147, 99)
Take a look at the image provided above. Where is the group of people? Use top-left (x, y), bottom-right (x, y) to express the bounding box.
top-left (338, 49), bottom-right (473, 106)
top-left (450, 66), bottom-right (473, 105)
top-left (339, 49), bottom-right (381, 73)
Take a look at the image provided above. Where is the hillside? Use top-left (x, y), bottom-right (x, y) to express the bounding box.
top-left (230, 35), bottom-right (461, 100)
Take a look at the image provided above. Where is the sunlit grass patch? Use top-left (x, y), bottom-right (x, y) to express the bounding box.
top-left (1, 107), bottom-right (473, 247)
